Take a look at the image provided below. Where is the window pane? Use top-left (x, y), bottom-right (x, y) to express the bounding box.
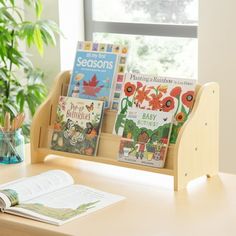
top-left (93, 33), bottom-right (197, 78)
top-left (93, 0), bottom-right (198, 25)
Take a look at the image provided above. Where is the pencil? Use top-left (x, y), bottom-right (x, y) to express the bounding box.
top-left (4, 112), bottom-right (11, 132)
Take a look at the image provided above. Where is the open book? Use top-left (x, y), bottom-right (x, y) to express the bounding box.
top-left (0, 170), bottom-right (124, 225)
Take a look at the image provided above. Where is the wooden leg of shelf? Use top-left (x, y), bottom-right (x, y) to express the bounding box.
top-left (174, 175), bottom-right (188, 191)
top-left (206, 172), bottom-right (218, 178)
top-left (31, 151), bottom-right (46, 164)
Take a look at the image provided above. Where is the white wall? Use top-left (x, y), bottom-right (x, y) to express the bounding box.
top-left (59, 0), bottom-right (84, 71)
top-left (199, 0), bottom-right (236, 173)
top-left (24, 0), bottom-right (61, 88)
top-left (25, 0), bottom-right (84, 88)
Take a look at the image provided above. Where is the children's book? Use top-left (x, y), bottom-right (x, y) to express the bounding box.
top-left (118, 108), bottom-right (173, 168)
top-left (67, 41), bottom-right (128, 109)
top-left (51, 96), bottom-right (104, 156)
top-left (113, 73), bottom-right (196, 144)
top-left (0, 170), bottom-right (124, 225)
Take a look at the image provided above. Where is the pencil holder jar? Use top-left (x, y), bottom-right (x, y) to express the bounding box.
top-left (0, 129), bottom-right (25, 164)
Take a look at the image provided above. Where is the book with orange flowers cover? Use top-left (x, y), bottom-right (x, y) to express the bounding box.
top-left (113, 73), bottom-right (196, 144)
top-left (51, 96), bottom-right (104, 156)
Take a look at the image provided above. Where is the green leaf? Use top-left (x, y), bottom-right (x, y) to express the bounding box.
top-left (42, 19), bottom-right (62, 35)
top-left (35, 0), bottom-right (42, 19)
top-left (12, 7), bottom-right (23, 22)
top-left (23, 0), bottom-right (42, 19)
top-left (16, 90), bottom-right (25, 112)
top-left (10, 0), bottom-right (15, 6)
top-left (4, 101), bottom-right (18, 117)
top-left (115, 113), bottom-right (126, 134)
top-left (181, 104), bottom-right (187, 116)
top-left (26, 94), bottom-right (36, 115)
top-left (0, 7), bottom-right (17, 24)
top-left (20, 22), bottom-right (35, 47)
top-left (33, 25), bottom-right (43, 55)
top-left (23, 0), bottom-right (31, 6)
top-left (0, 0), bottom-right (7, 6)
top-left (18, 56), bottom-right (33, 69)
top-left (127, 100), bottom-right (132, 107)
top-left (7, 46), bottom-right (23, 67)
top-left (39, 22), bottom-right (57, 45)
top-left (0, 68), bottom-right (7, 80)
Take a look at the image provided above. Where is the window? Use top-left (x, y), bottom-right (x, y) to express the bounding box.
top-left (84, 0), bottom-right (198, 78)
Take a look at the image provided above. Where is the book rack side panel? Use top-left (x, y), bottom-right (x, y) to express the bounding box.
top-left (173, 82), bottom-right (219, 190)
top-left (30, 71), bottom-right (71, 163)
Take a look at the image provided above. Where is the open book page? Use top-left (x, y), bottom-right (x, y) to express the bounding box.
top-left (0, 170), bottom-right (74, 209)
top-left (6, 185), bottom-right (125, 225)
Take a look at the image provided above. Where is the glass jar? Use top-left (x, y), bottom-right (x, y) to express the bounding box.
top-left (0, 129), bottom-right (25, 164)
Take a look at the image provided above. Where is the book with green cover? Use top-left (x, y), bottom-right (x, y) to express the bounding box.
top-left (118, 108), bottom-right (173, 168)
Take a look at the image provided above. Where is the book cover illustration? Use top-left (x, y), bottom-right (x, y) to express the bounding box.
top-left (118, 109), bottom-right (173, 168)
top-left (15, 201), bottom-right (99, 221)
top-left (51, 96), bottom-right (104, 156)
top-left (113, 73), bottom-right (196, 143)
top-left (67, 41), bottom-right (128, 109)
top-left (110, 45), bottom-right (129, 110)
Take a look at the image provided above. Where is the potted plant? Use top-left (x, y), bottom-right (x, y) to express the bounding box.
top-left (0, 0), bottom-right (60, 137)
top-left (123, 140), bottom-right (134, 157)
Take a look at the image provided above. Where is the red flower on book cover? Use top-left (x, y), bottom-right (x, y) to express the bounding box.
top-left (135, 86), bottom-right (151, 105)
top-left (137, 81), bottom-right (143, 88)
top-left (124, 82), bottom-right (136, 97)
top-left (161, 137), bottom-right (168, 144)
top-left (182, 91), bottom-right (194, 108)
top-left (170, 86), bottom-right (182, 98)
top-left (83, 74), bottom-right (104, 97)
top-left (161, 96), bottom-right (175, 112)
top-left (53, 122), bottom-right (61, 131)
top-left (149, 93), bottom-right (163, 110)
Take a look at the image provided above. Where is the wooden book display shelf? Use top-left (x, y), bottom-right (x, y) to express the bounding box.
top-left (30, 71), bottom-right (219, 191)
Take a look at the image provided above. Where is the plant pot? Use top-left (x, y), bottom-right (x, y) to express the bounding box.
top-left (123, 147), bottom-right (131, 157)
top-left (146, 152), bottom-right (153, 161)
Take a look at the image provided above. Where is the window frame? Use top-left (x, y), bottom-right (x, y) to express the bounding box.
top-left (83, 0), bottom-right (198, 40)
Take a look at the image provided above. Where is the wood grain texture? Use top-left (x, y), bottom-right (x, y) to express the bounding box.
top-left (173, 82), bottom-right (219, 190)
top-left (30, 71), bottom-right (219, 190)
top-left (0, 154), bottom-right (234, 236)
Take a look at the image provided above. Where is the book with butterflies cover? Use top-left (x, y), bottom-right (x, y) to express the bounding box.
top-left (118, 108), bottom-right (173, 168)
top-left (51, 96), bottom-right (104, 156)
top-left (113, 73), bottom-right (196, 144)
top-left (67, 41), bottom-right (128, 109)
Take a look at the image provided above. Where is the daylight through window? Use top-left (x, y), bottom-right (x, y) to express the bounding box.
top-left (84, 0), bottom-right (198, 78)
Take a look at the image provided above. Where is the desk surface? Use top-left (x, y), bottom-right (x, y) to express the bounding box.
top-left (0, 152), bottom-right (235, 236)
